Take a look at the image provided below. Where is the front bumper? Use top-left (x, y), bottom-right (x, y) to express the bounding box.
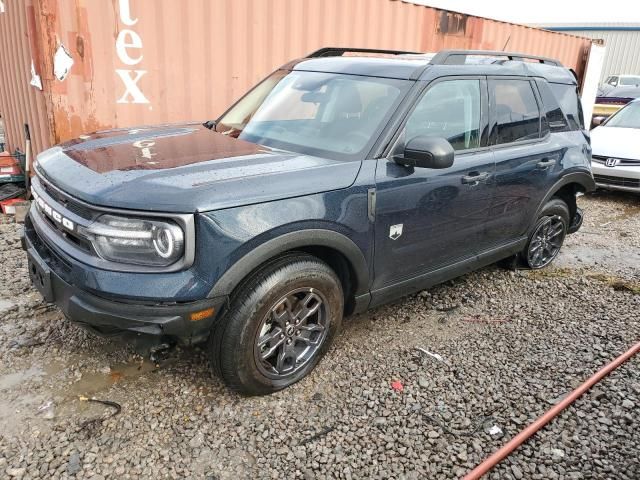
top-left (591, 162), bottom-right (640, 193)
top-left (22, 220), bottom-right (226, 345)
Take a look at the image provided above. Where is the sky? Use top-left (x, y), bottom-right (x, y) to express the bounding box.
top-left (409, 0), bottom-right (640, 24)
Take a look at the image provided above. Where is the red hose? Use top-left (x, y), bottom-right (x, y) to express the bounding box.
top-left (463, 340), bottom-right (640, 480)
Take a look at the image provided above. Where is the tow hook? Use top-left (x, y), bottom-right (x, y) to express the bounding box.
top-left (149, 343), bottom-right (174, 363)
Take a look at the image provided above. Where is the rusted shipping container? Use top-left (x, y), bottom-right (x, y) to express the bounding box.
top-left (0, 0), bottom-right (593, 156)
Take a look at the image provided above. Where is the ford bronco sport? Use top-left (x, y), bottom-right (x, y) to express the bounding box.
top-left (23, 48), bottom-right (594, 395)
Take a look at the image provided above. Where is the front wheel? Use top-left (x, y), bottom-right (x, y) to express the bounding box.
top-left (208, 253), bottom-right (343, 395)
top-left (523, 198), bottom-right (570, 269)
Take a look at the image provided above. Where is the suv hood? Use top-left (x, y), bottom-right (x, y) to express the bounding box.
top-left (35, 124), bottom-right (362, 213)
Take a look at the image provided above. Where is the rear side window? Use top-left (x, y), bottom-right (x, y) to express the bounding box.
top-left (549, 83), bottom-right (584, 131)
top-left (490, 79), bottom-right (540, 144)
top-left (536, 80), bottom-right (569, 132)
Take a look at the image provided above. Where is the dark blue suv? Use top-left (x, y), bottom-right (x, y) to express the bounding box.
top-left (23, 49), bottom-right (594, 394)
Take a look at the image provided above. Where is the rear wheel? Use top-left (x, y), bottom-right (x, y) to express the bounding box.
top-left (208, 253), bottom-right (343, 395)
top-left (522, 198), bottom-right (570, 269)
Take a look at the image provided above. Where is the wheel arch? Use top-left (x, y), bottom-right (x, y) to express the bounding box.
top-left (530, 172), bottom-right (595, 232)
top-left (207, 229), bottom-right (370, 314)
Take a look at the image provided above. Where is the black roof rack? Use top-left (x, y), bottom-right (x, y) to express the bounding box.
top-left (429, 50), bottom-right (562, 66)
top-left (307, 47), bottom-right (422, 58)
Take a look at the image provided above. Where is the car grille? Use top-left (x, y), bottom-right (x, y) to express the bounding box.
top-left (31, 174), bottom-right (98, 255)
top-left (593, 174), bottom-right (640, 188)
top-left (592, 155), bottom-right (640, 166)
top-left (38, 180), bottom-right (94, 219)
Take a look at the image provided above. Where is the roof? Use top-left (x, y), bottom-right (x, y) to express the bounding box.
top-left (284, 50), bottom-right (576, 84)
top-left (536, 23), bottom-right (640, 32)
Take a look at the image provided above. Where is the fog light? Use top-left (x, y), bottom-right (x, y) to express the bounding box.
top-left (190, 308), bottom-right (215, 321)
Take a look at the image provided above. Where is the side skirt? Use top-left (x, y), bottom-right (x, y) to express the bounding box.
top-left (368, 237), bottom-right (527, 309)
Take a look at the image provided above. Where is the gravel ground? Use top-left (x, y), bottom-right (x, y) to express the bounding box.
top-left (0, 191), bottom-right (638, 480)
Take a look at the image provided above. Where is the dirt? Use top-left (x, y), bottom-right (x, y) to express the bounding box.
top-left (0, 190), bottom-right (638, 479)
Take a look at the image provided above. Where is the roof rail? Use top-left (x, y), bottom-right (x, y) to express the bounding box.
top-left (429, 50), bottom-right (562, 66)
top-left (307, 47), bottom-right (422, 58)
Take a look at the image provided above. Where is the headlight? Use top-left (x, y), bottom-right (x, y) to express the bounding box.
top-left (84, 214), bottom-right (185, 267)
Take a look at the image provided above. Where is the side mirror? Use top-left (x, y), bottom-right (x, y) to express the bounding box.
top-left (591, 116), bottom-right (604, 127)
top-left (394, 136), bottom-right (454, 169)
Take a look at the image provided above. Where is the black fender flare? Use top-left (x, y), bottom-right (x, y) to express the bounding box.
top-left (530, 171), bottom-right (595, 232)
top-left (207, 229), bottom-right (370, 299)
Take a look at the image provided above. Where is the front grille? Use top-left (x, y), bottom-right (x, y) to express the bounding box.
top-left (31, 174), bottom-right (100, 259)
top-left (39, 210), bottom-right (93, 252)
top-left (39, 180), bottom-right (94, 220)
top-left (593, 174), bottom-right (640, 188)
top-left (592, 155), bottom-right (640, 166)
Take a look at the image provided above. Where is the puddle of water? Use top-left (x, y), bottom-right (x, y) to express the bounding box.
top-left (0, 366), bottom-right (44, 390)
top-left (65, 359), bottom-right (158, 397)
top-left (0, 358), bottom-right (160, 436)
top-left (557, 244), bottom-right (640, 271)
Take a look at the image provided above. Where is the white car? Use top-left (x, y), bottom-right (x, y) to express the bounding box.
top-left (590, 98), bottom-right (640, 193)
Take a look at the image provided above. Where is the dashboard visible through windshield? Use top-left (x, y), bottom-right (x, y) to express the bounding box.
top-left (215, 70), bottom-right (410, 160)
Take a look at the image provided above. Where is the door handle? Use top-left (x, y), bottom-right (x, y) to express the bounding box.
top-left (536, 158), bottom-right (557, 170)
top-left (461, 171), bottom-right (490, 185)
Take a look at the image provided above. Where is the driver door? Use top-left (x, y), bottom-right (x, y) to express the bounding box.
top-left (372, 77), bottom-right (495, 290)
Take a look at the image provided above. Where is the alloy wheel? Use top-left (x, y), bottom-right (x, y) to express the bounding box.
top-left (527, 215), bottom-right (566, 269)
top-left (254, 288), bottom-right (329, 378)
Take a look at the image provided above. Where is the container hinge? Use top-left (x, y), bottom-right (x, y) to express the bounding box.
top-left (367, 188), bottom-right (376, 223)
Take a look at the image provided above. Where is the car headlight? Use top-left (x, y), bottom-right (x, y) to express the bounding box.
top-left (84, 214), bottom-right (185, 267)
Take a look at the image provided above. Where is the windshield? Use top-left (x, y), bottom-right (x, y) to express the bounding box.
top-left (605, 102), bottom-right (640, 128)
top-left (620, 77), bottom-right (640, 86)
top-left (215, 70), bottom-right (409, 160)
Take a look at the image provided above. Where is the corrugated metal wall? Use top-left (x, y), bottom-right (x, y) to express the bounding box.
top-left (1, 0), bottom-right (593, 155)
top-left (0, 0), bottom-right (51, 155)
top-left (539, 24), bottom-right (640, 82)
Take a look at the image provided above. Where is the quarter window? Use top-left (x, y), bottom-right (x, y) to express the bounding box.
top-left (549, 83), bottom-right (584, 131)
top-left (405, 79), bottom-right (481, 151)
top-left (490, 79), bottom-right (541, 144)
top-left (536, 80), bottom-right (569, 132)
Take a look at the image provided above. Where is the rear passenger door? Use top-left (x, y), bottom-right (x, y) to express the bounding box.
top-left (485, 77), bottom-right (564, 246)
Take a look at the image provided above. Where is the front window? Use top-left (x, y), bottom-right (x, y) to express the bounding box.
top-left (404, 79), bottom-right (481, 151)
top-left (619, 76), bottom-right (640, 86)
top-left (215, 70), bottom-right (409, 160)
top-left (605, 102), bottom-right (640, 129)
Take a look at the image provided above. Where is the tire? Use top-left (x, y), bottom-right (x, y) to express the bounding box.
top-left (208, 253), bottom-right (344, 396)
top-left (522, 198), bottom-right (570, 269)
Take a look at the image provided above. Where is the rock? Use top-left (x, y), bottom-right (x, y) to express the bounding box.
top-left (189, 432), bottom-right (205, 449)
top-left (511, 464), bottom-right (524, 479)
top-left (621, 399), bottom-right (634, 410)
top-left (67, 453), bottom-right (81, 475)
top-left (598, 417), bottom-right (613, 426)
top-left (6, 467), bottom-right (26, 478)
top-left (373, 417), bottom-right (386, 426)
top-left (418, 377), bottom-right (429, 388)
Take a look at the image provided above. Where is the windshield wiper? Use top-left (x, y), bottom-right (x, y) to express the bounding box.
top-left (203, 120), bottom-right (217, 130)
